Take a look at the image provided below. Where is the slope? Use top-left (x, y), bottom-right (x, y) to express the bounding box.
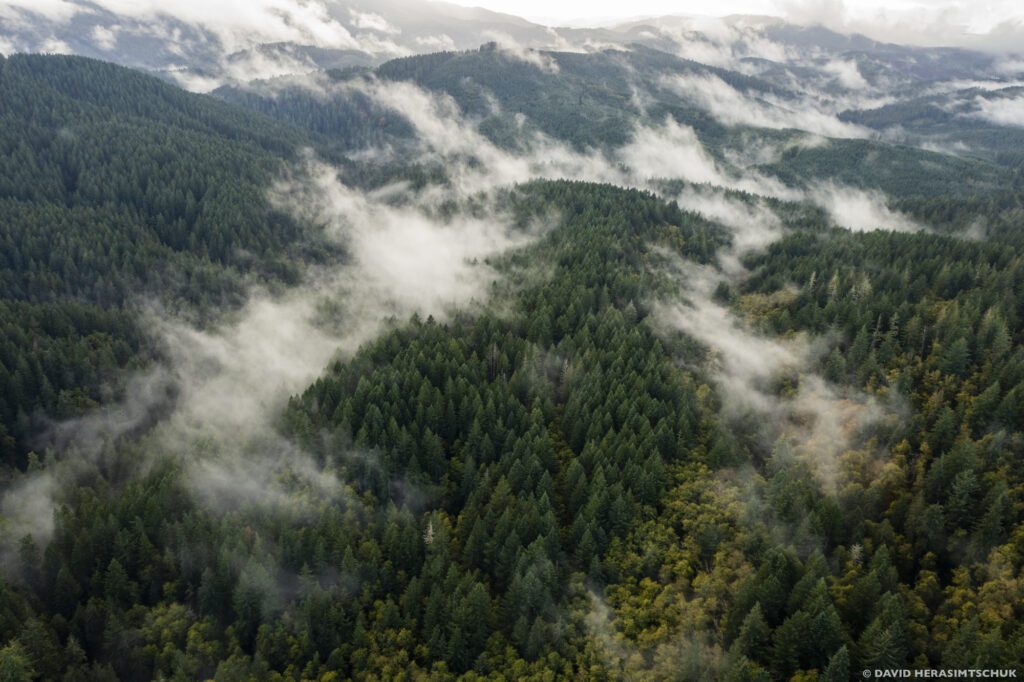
top-left (0, 54), bottom-right (327, 467)
top-left (214, 43), bottom-right (1017, 205)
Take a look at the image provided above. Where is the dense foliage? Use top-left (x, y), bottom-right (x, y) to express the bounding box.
top-left (2, 50), bottom-right (1024, 681)
top-left (215, 45), bottom-right (1017, 204)
top-left (0, 54), bottom-right (333, 467)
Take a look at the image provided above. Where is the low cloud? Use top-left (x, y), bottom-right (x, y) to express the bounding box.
top-left (809, 182), bottom-right (924, 233)
top-left (652, 257), bottom-right (898, 493)
top-left (648, 168), bottom-right (908, 496)
top-left (542, 27), bottom-right (628, 55)
top-left (619, 118), bottom-right (732, 184)
top-left (821, 58), bottom-right (868, 90)
top-left (1, 135), bottom-right (550, 548)
top-left (38, 36), bottom-right (72, 54)
top-left (994, 58), bottom-right (1024, 76)
top-left (482, 31), bottom-right (561, 73)
top-left (0, 0), bottom-right (417, 91)
top-left (348, 9), bottom-right (400, 35)
top-left (346, 78), bottom-right (817, 204)
top-left (644, 16), bottom-right (798, 70)
top-left (970, 94), bottom-right (1024, 127)
top-left (91, 25), bottom-right (119, 50)
top-left (0, 58), bottom-right (929, 555)
top-left (274, 157), bottom-right (539, 317)
top-left (0, 0), bottom-right (81, 25)
top-left (780, 0), bottom-right (1024, 54)
top-left (1, 0), bottom-right (359, 54)
top-left (618, 117), bottom-right (799, 197)
top-left (654, 265), bottom-right (806, 414)
top-left (674, 186), bottom-right (784, 273)
top-left (663, 73), bottom-right (871, 139)
top-left (919, 138), bottom-right (972, 156)
top-left (354, 78), bottom-right (916, 238)
top-left (414, 34), bottom-right (456, 51)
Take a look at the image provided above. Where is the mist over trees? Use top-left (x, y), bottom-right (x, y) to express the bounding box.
top-left (2, 7), bottom-right (1024, 680)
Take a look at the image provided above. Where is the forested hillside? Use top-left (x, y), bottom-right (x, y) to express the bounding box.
top-left (1, 21), bottom-right (1024, 681)
top-left (215, 44), bottom-right (1019, 204)
top-left (839, 87), bottom-right (1024, 167)
top-left (0, 54), bottom-right (331, 468)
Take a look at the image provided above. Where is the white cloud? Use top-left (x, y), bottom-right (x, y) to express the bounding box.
top-left (6, 0), bottom-right (1024, 56)
top-left (348, 9), bottom-right (400, 35)
top-left (618, 117), bottom-right (728, 184)
top-left (0, 0), bottom-right (83, 25)
top-left (675, 186), bottom-right (784, 274)
top-left (0, 0), bottom-right (413, 64)
top-left (276, 159), bottom-right (538, 317)
top-left (91, 25), bottom-right (119, 50)
top-left (349, 79), bottom-right (821, 201)
top-left (821, 58), bottom-right (868, 90)
top-left (810, 182), bottom-right (923, 233)
top-left (92, 0), bottom-right (358, 52)
top-left (663, 73), bottom-right (871, 139)
top-left (38, 36), bottom-right (72, 54)
top-left (652, 252), bottom-right (898, 493)
top-left (779, 0), bottom-right (1024, 53)
top-left (618, 117), bottom-right (799, 196)
top-left (0, 35), bottom-right (19, 55)
top-left (995, 58), bottom-right (1024, 76)
top-left (414, 34), bottom-right (457, 51)
top-left (481, 31), bottom-right (561, 73)
top-left (657, 272), bottom-right (806, 418)
top-left (971, 94), bottom-right (1024, 127)
top-left (657, 15), bottom-right (799, 68)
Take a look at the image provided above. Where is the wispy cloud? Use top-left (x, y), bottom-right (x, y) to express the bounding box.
top-left (662, 72), bottom-right (871, 138)
top-left (970, 94), bottom-right (1024, 127)
top-left (810, 182), bottom-right (924, 233)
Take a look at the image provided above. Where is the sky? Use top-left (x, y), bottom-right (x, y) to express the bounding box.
top-left (444, 0), bottom-right (1024, 48)
top-left (2, 0), bottom-right (1023, 54)
top-left (449, 0), bottom-right (778, 25)
top-left (442, 0), bottom-right (1019, 28)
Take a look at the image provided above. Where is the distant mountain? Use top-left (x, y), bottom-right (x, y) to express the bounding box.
top-left (6, 2), bottom-right (1018, 94)
top-left (0, 0), bottom-right (612, 89)
top-left (214, 41), bottom-right (1016, 201)
top-left (0, 53), bottom-right (334, 463)
top-left (4, 17), bottom-right (1024, 678)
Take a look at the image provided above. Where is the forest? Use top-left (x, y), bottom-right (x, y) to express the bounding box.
top-left (1, 21), bottom-right (1023, 682)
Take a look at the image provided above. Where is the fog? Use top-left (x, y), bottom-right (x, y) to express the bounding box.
top-left (655, 270), bottom-right (806, 414)
top-left (1, 2), bottom-right (1020, 675)
top-left (675, 186), bottom-right (783, 255)
top-left (780, 0), bottom-right (1024, 54)
top-left (810, 182), bottom-right (923, 233)
top-left (648, 171), bottom-right (907, 497)
top-left (482, 32), bottom-right (562, 73)
top-left (652, 257), bottom-right (897, 496)
top-left (0, 47), bottom-right (926, 555)
top-left (821, 58), bottom-right (868, 90)
top-left (338, 76), bottom-right (804, 199)
top-left (0, 138), bottom-right (547, 547)
top-left (971, 94), bottom-right (1024, 128)
top-left (0, 0), bottom-right (368, 55)
top-left (274, 156), bottom-right (539, 315)
top-left (639, 15), bottom-right (798, 70)
top-left (663, 73), bottom-right (871, 139)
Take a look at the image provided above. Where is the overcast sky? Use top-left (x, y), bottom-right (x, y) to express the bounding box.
top-left (2, 0), bottom-right (1023, 53)
top-left (445, 0), bottom-right (1024, 49)
top-left (444, 0), bottom-right (1019, 28)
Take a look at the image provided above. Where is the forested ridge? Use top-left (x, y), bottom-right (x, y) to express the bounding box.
top-left (0, 54), bottom-right (338, 468)
top-left (213, 44), bottom-right (1020, 204)
top-left (1, 44), bottom-right (1023, 682)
